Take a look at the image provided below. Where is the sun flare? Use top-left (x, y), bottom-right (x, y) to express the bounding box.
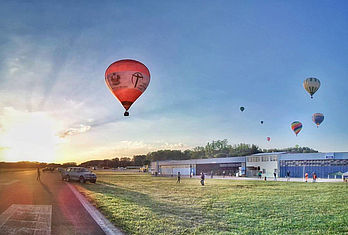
top-left (0, 108), bottom-right (63, 162)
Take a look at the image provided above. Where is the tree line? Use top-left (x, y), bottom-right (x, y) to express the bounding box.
top-left (0, 140), bottom-right (318, 169)
top-left (80, 140), bottom-right (318, 168)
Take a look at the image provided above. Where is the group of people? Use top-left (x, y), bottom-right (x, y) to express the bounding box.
top-left (177, 170), bottom-right (319, 184)
top-left (177, 172), bottom-right (206, 186)
top-left (304, 172), bottom-right (317, 182)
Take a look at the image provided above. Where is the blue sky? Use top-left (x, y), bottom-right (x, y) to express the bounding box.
top-left (0, 1), bottom-right (347, 163)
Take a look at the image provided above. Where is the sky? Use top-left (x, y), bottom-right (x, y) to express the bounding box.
top-left (0, 1), bottom-right (348, 163)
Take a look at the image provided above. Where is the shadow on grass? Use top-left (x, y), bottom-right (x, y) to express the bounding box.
top-left (83, 181), bottom-right (207, 233)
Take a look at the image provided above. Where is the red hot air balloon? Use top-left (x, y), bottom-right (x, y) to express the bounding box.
top-left (267, 137), bottom-right (271, 142)
top-left (105, 59), bottom-right (150, 116)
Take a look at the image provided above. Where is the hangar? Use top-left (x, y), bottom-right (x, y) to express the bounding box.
top-left (151, 157), bottom-right (246, 176)
top-left (278, 152), bottom-right (348, 178)
top-left (151, 152), bottom-right (348, 179)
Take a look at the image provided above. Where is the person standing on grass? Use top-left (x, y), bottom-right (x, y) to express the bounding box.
top-left (312, 172), bottom-right (317, 183)
top-left (210, 170), bottom-right (214, 179)
top-left (177, 172), bottom-right (181, 183)
top-left (37, 167), bottom-right (41, 181)
top-left (200, 172), bottom-right (205, 186)
top-left (286, 170), bottom-right (290, 181)
top-left (305, 172), bottom-right (308, 182)
top-left (258, 171), bottom-right (262, 179)
top-left (273, 172), bottom-right (277, 181)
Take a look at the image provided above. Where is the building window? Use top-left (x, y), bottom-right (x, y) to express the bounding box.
top-left (262, 156), bottom-right (269, 162)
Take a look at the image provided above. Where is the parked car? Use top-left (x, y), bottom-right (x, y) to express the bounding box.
top-left (42, 167), bottom-right (54, 172)
top-left (57, 167), bottom-right (65, 173)
top-left (61, 167), bottom-right (97, 183)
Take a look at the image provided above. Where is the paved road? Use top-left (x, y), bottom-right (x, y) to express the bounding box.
top-left (0, 169), bottom-right (105, 235)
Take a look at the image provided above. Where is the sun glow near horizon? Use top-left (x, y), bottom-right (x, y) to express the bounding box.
top-left (0, 107), bottom-right (65, 163)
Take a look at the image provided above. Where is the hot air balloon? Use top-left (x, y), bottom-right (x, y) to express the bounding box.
top-left (240, 107), bottom-right (245, 112)
top-left (261, 121), bottom-right (264, 124)
top-left (291, 121), bottom-right (302, 136)
top-left (267, 137), bottom-right (270, 141)
top-left (105, 59), bottom-right (150, 116)
top-left (303, 77), bottom-right (320, 98)
top-left (312, 113), bottom-right (324, 128)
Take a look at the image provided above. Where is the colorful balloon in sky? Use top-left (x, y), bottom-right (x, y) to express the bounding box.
top-left (312, 113), bottom-right (324, 128)
top-left (105, 59), bottom-right (150, 116)
top-left (261, 121), bottom-right (264, 124)
top-left (267, 137), bottom-right (270, 141)
top-left (303, 77), bottom-right (320, 98)
top-left (240, 106), bottom-right (245, 112)
top-left (291, 121), bottom-right (302, 136)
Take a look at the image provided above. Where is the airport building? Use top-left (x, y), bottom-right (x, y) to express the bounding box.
top-left (245, 152), bottom-right (285, 177)
top-left (151, 152), bottom-right (348, 179)
top-left (278, 152), bottom-right (348, 178)
top-left (151, 157), bottom-right (246, 176)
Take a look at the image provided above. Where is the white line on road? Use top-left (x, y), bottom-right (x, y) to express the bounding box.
top-left (0, 180), bottom-right (19, 186)
top-left (66, 183), bottom-right (124, 235)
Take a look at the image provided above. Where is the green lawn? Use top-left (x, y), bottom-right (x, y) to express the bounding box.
top-left (76, 172), bottom-right (348, 235)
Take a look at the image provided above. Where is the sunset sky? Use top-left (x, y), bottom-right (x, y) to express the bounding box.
top-left (1, 1), bottom-right (348, 163)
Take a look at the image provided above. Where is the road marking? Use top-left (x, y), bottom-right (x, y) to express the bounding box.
top-left (0, 204), bottom-right (52, 235)
top-left (0, 180), bottom-right (19, 186)
top-left (66, 183), bottom-right (124, 235)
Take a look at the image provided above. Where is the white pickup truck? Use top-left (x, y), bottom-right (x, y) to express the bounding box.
top-left (61, 167), bottom-right (97, 183)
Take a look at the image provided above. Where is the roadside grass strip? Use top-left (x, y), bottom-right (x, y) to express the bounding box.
top-left (77, 172), bottom-right (348, 235)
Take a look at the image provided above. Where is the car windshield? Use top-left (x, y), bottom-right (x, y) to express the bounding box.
top-left (79, 168), bottom-right (89, 172)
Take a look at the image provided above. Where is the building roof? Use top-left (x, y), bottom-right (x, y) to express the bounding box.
top-left (156, 156), bottom-right (246, 166)
top-left (252, 152), bottom-right (286, 156)
top-left (279, 152), bottom-right (348, 160)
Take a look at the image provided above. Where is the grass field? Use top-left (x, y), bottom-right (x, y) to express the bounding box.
top-left (76, 172), bottom-right (348, 235)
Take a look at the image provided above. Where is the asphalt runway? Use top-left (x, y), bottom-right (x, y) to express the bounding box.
top-left (0, 169), bottom-right (105, 235)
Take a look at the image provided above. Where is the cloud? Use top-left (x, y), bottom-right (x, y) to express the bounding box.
top-left (72, 140), bottom-right (187, 161)
top-left (59, 124), bottom-right (91, 138)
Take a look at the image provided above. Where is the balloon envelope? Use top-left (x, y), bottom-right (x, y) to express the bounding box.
top-left (240, 107), bottom-right (245, 112)
top-left (261, 121), bottom-right (264, 124)
top-left (303, 77), bottom-right (320, 98)
top-left (291, 121), bottom-right (302, 136)
top-left (105, 59), bottom-right (150, 115)
top-left (312, 113), bottom-right (324, 127)
top-left (267, 137), bottom-right (270, 141)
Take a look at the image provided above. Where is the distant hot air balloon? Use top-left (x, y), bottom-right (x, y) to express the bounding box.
top-left (240, 107), bottom-right (245, 112)
top-left (312, 113), bottom-right (324, 128)
top-left (105, 59), bottom-right (150, 116)
top-left (267, 137), bottom-right (270, 141)
top-left (291, 121), bottom-right (303, 136)
top-left (261, 121), bottom-right (264, 124)
top-left (303, 77), bottom-right (320, 98)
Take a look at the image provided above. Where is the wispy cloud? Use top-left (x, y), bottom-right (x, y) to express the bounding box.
top-left (59, 124), bottom-right (91, 138)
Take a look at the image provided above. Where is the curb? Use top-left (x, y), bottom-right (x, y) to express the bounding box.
top-left (66, 183), bottom-right (124, 235)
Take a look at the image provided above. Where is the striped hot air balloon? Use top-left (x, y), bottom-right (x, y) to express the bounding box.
top-left (312, 113), bottom-right (324, 128)
top-left (303, 77), bottom-right (320, 98)
top-left (291, 121), bottom-right (302, 136)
